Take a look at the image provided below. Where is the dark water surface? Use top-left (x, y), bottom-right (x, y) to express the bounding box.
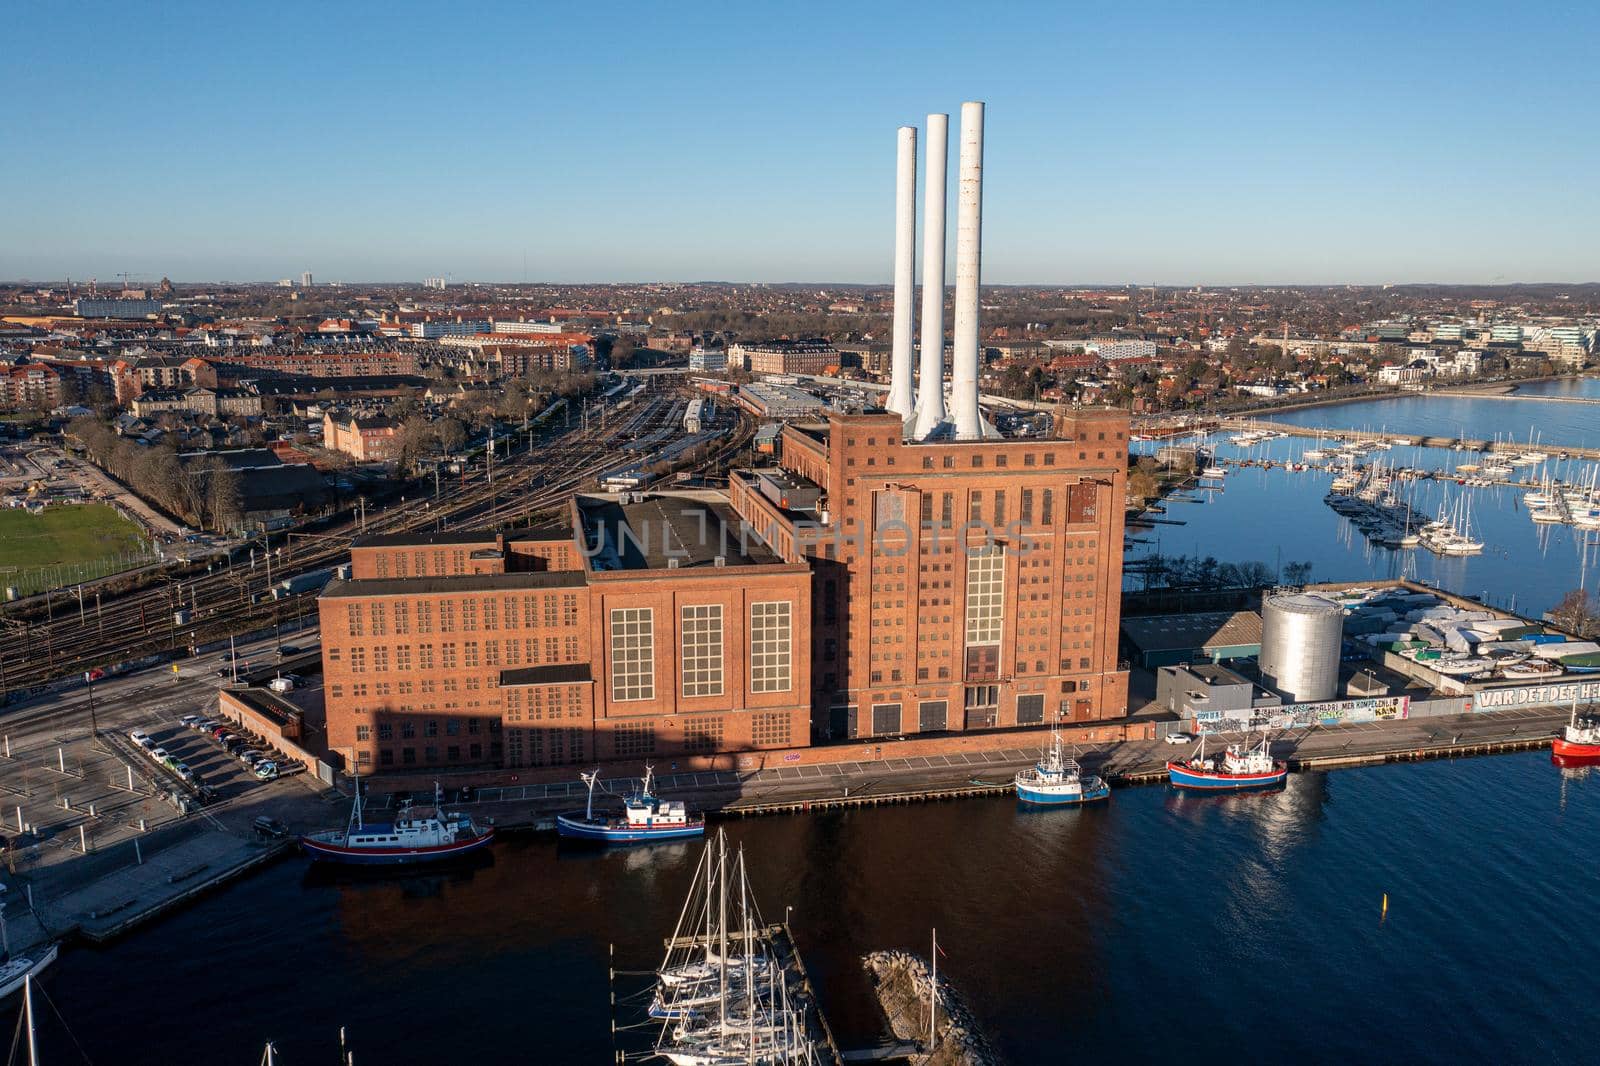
top-left (29, 752), bottom-right (1600, 1064)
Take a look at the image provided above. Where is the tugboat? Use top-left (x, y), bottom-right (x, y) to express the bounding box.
top-left (557, 766), bottom-right (705, 843)
top-left (301, 780), bottom-right (495, 865)
top-left (1551, 700), bottom-right (1600, 760)
top-left (1166, 733), bottom-right (1289, 791)
top-left (1014, 730), bottom-right (1110, 805)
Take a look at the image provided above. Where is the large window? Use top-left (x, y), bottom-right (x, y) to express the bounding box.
top-left (749, 601), bottom-right (793, 693)
top-left (1016, 693), bottom-right (1045, 725)
top-left (965, 547), bottom-right (1005, 646)
top-left (609, 607), bottom-right (655, 701)
top-left (681, 604), bottom-right (724, 698)
top-left (872, 703), bottom-right (902, 735)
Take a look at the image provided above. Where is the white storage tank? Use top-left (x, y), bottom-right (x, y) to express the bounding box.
top-left (1260, 593), bottom-right (1344, 703)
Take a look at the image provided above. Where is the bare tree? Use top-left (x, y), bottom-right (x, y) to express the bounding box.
top-left (1550, 589), bottom-right (1600, 639)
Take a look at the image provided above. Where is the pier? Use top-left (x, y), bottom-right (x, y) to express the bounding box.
top-left (376, 704), bottom-right (1572, 829)
top-left (1219, 417), bottom-right (1600, 461)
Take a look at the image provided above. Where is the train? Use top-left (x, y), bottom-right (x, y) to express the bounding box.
top-left (271, 567), bottom-right (337, 600)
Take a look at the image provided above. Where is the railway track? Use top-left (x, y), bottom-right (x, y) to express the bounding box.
top-left (1, 385), bottom-right (707, 696)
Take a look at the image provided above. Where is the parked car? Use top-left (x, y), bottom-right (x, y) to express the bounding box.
top-left (211, 725), bottom-right (231, 738)
top-left (252, 816), bottom-right (288, 838)
top-left (240, 750), bottom-right (264, 767)
top-left (254, 761), bottom-right (280, 781)
top-left (223, 739), bottom-right (247, 756)
top-left (150, 747), bottom-right (170, 762)
top-left (129, 730), bottom-right (152, 747)
top-left (180, 715), bottom-right (202, 729)
top-left (1164, 732), bottom-right (1196, 745)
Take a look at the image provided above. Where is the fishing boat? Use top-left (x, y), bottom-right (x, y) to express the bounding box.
top-left (557, 766), bottom-right (705, 843)
top-left (1551, 700), bottom-right (1600, 759)
top-left (1166, 734), bottom-right (1288, 791)
top-left (1014, 730), bottom-right (1109, 805)
top-left (301, 781), bottom-right (494, 865)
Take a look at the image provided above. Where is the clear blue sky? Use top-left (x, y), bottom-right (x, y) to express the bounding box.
top-left (4, 0), bottom-right (1597, 285)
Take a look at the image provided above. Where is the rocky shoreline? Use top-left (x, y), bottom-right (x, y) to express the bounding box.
top-left (863, 949), bottom-right (1001, 1065)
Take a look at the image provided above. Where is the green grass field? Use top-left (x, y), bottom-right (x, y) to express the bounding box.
top-left (0, 504), bottom-right (150, 595)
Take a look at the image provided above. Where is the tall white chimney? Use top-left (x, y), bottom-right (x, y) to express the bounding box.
top-left (913, 112), bottom-right (949, 440)
top-left (951, 100), bottom-right (984, 441)
top-left (887, 125), bottom-right (918, 421)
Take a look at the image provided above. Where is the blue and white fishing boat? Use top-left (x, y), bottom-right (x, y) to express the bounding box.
top-left (1166, 733), bottom-right (1288, 791)
top-left (1014, 730), bottom-right (1110, 805)
top-left (557, 766), bottom-right (705, 843)
top-left (301, 780), bottom-right (495, 865)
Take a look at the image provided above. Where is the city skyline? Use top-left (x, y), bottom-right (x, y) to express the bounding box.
top-left (4, 0), bottom-right (1598, 285)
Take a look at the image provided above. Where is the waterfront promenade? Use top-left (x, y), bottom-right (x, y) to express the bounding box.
top-left (363, 702), bottom-right (1571, 826)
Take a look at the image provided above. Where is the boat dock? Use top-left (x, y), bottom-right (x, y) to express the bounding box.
top-left (1220, 417), bottom-right (1600, 462)
top-left (367, 704), bottom-right (1572, 829)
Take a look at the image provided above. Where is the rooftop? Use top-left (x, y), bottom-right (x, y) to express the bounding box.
top-left (577, 491), bottom-right (781, 572)
top-left (1121, 610), bottom-right (1264, 654)
top-left (499, 663), bottom-right (593, 687)
top-left (321, 571), bottom-right (586, 598)
top-left (350, 524), bottom-right (573, 550)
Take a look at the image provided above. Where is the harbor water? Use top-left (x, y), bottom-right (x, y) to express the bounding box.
top-left (1133, 383), bottom-right (1600, 617)
top-left (27, 752), bottom-right (1600, 1063)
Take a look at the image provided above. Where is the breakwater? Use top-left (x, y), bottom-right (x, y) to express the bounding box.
top-left (863, 950), bottom-right (999, 1066)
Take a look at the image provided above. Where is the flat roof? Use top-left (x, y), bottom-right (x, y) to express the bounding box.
top-left (577, 492), bottom-right (780, 571)
top-left (321, 571), bottom-right (586, 598)
top-left (351, 524), bottom-right (572, 549)
top-left (1168, 662), bottom-right (1253, 687)
top-left (1121, 610), bottom-right (1263, 653)
top-left (352, 530), bottom-right (498, 548)
top-left (500, 663), bottom-right (593, 686)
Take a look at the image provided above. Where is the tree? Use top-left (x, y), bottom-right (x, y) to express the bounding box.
top-left (435, 417), bottom-right (467, 456)
top-left (1550, 588), bottom-right (1600, 639)
top-left (393, 415), bottom-right (437, 475)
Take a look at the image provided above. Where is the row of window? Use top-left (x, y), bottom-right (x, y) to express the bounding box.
top-left (609, 602), bottom-right (793, 702)
top-left (345, 593), bottom-right (580, 637)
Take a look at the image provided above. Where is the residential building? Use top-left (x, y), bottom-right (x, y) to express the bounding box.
top-left (322, 410), bottom-right (401, 462)
top-left (730, 340), bottom-right (837, 376)
top-left (72, 297), bottom-right (162, 318)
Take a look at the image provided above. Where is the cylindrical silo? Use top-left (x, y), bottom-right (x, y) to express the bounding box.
top-left (1259, 593), bottom-right (1344, 703)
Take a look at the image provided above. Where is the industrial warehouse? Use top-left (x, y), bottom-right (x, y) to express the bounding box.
top-left (319, 101), bottom-right (1135, 773)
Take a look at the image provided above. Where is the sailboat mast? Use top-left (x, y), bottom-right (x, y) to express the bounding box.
top-left (25, 973), bottom-right (39, 1066)
top-left (741, 847), bottom-right (754, 1056)
top-left (718, 831), bottom-right (728, 1012)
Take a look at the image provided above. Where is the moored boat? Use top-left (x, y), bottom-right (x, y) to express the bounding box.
top-left (301, 781), bottom-right (494, 865)
top-left (0, 940), bottom-right (58, 1001)
top-left (557, 766), bottom-right (705, 843)
top-left (1014, 730), bottom-right (1109, 805)
top-left (1551, 701), bottom-right (1600, 759)
top-left (1166, 734), bottom-right (1288, 791)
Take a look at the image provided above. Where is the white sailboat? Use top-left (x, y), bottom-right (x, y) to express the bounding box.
top-left (651, 831), bottom-right (819, 1065)
top-left (0, 913), bottom-right (58, 1000)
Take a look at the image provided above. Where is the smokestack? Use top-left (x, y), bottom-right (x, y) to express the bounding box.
top-left (887, 125), bottom-right (918, 422)
top-left (912, 113), bottom-right (948, 440)
top-left (951, 101), bottom-right (984, 441)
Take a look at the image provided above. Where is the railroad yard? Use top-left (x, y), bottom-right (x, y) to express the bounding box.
top-left (1, 380), bottom-right (752, 699)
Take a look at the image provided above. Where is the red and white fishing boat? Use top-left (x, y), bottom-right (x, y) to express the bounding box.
top-left (1551, 700), bottom-right (1600, 760)
top-left (1167, 733), bottom-right (1289, 791)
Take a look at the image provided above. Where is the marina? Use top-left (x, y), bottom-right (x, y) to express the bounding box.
top-left (19, 748), bottom-right (1600, 1064)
